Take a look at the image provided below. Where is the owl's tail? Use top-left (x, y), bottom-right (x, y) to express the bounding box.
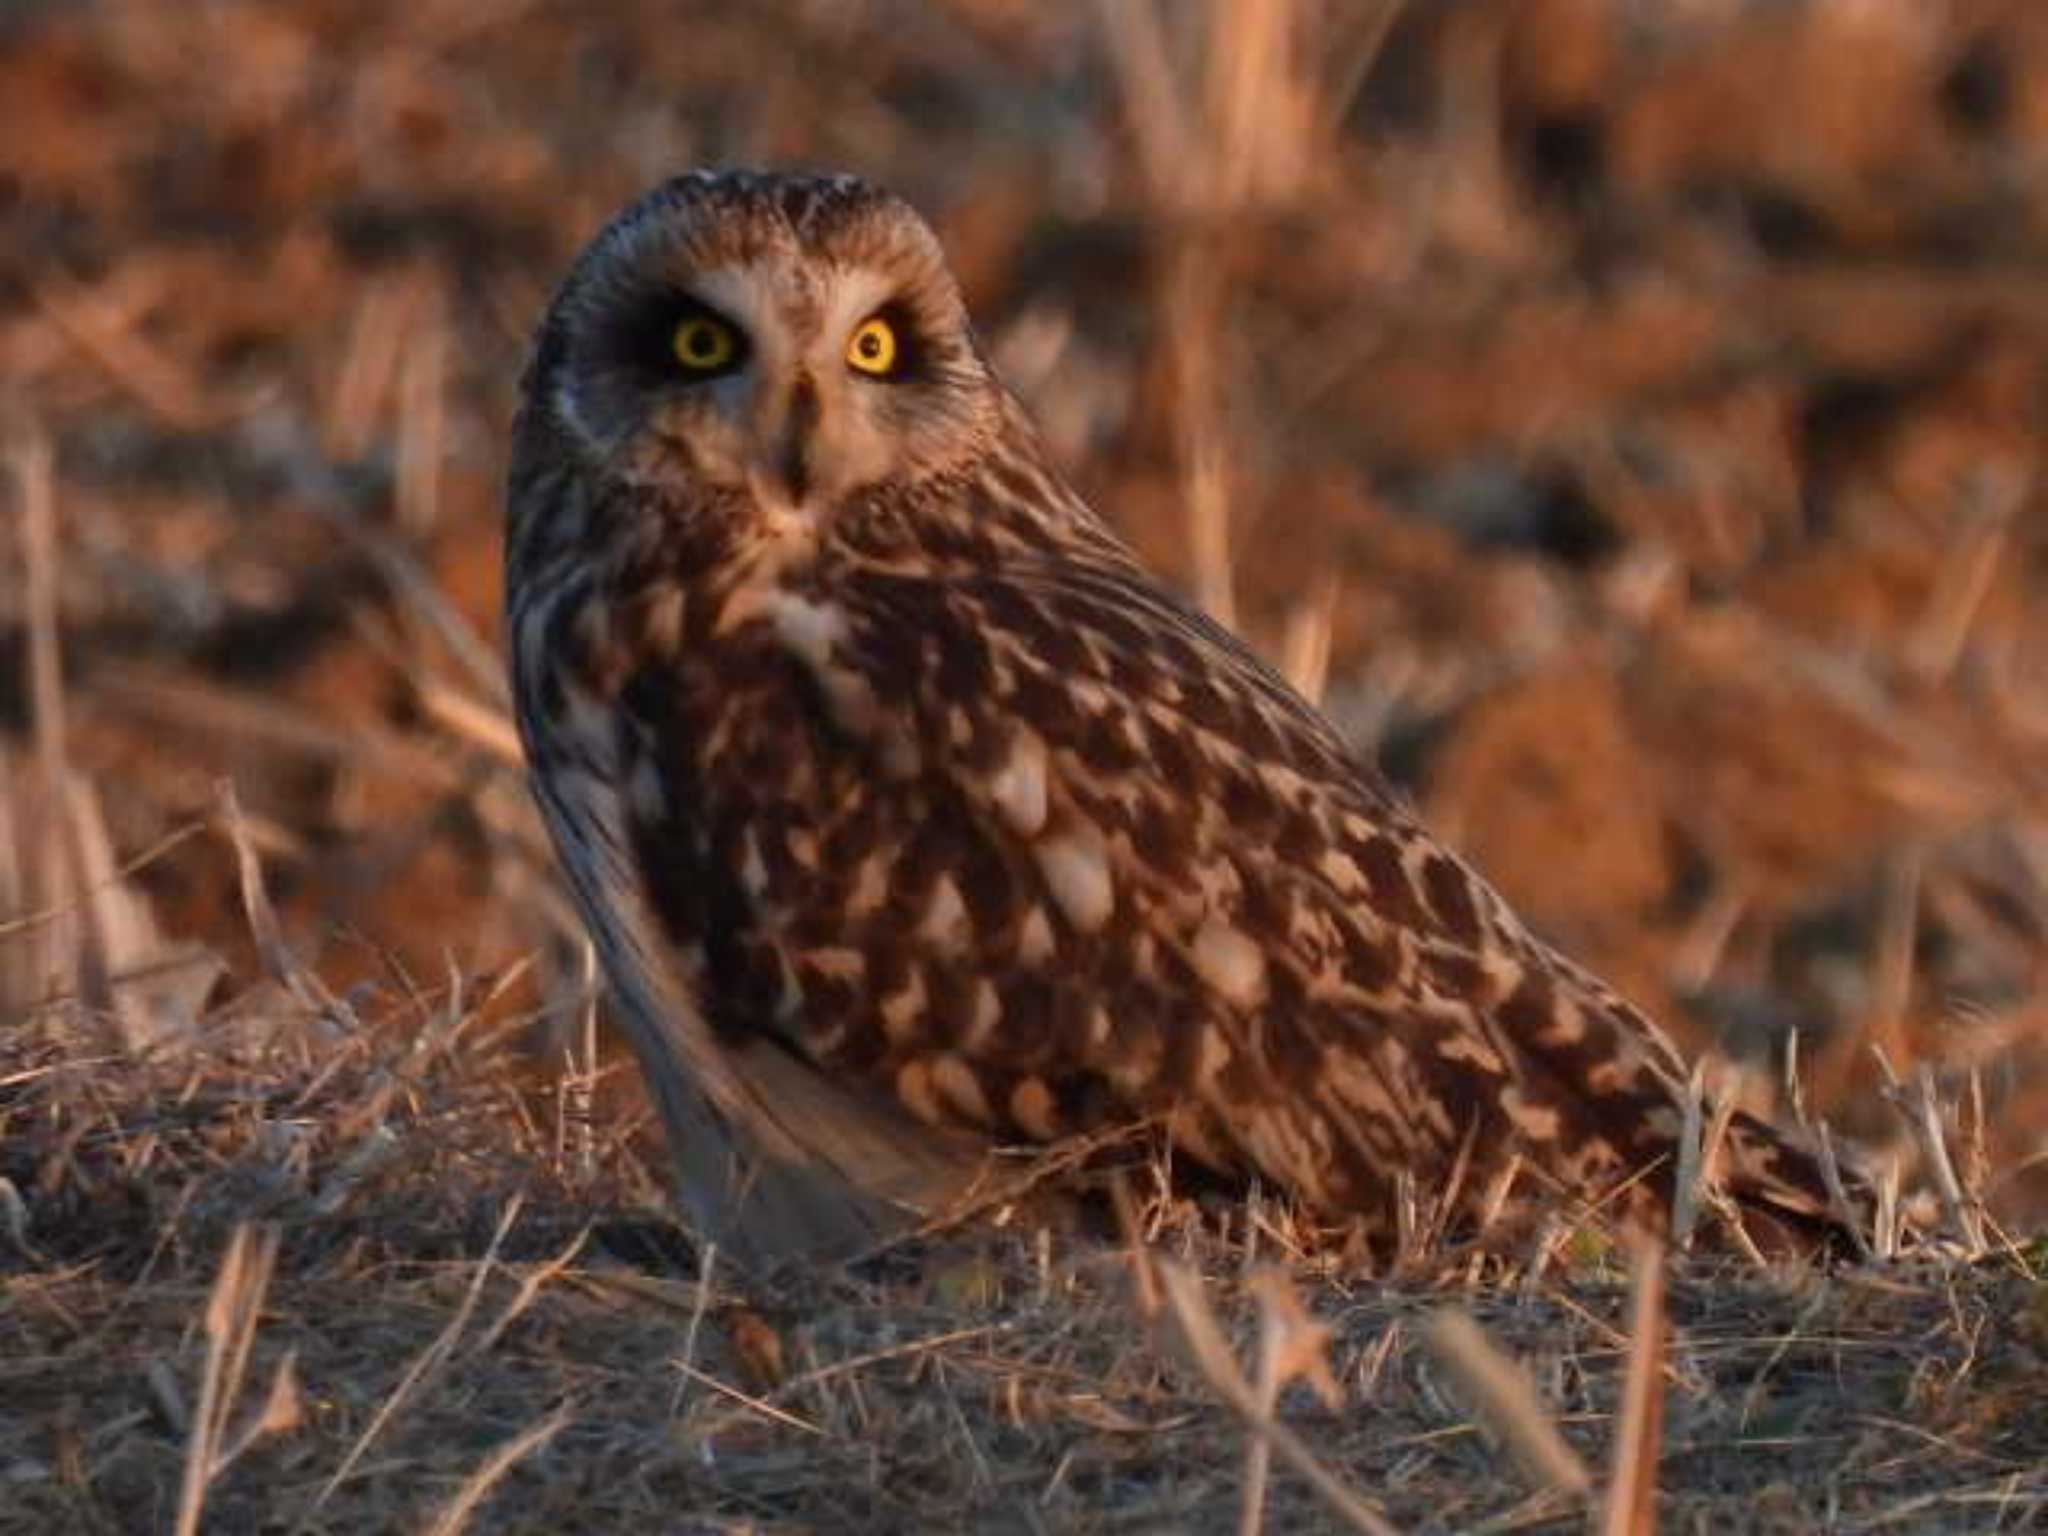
top-left (1530, 949), bottom-right (1873, 1259)
top-left (1706, 1106), bottom-right (1873, 1260)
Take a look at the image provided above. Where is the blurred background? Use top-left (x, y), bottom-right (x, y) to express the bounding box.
top-left (2, 0), bottom-right (2044, 1225)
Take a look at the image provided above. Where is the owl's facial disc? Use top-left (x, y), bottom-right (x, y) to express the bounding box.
top-left (632, 253), bottom-right (985, 526)
top-left (531, 171), bottom-right (1008, 562)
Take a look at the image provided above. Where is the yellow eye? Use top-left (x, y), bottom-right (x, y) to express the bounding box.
top-left (846, 315), bottom-right (899, 376)
top-left (672, 315), bottom-right (738, 373)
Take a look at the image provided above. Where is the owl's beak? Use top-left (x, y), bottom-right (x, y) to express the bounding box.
top-left (751, 373), bottom-right (819, 510)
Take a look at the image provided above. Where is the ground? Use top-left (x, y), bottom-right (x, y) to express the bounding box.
top-left (1, 1), bottom-right (2045, 1530)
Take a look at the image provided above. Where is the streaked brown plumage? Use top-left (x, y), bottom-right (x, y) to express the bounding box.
top-left (506, 169), bottom-right (1856, 1272)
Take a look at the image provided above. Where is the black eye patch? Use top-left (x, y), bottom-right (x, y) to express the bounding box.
top-left (858, 300), bottom-right (928, 382)
top-left (607, 292), bottom-right (750, 386)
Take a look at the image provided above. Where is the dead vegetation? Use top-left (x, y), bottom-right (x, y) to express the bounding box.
top-left (2, 993), bottom-right (2043, 1533)
top-left (4, 0), bottom-right (2048, 1529)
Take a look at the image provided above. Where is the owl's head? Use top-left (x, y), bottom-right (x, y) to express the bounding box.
top-left (519, 170), bottom-right (1004, 528)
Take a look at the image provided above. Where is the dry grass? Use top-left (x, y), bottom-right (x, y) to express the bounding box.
top-left (2, 988), bottom-right (2043, 1533)
top-left (5, 0), bottom-right (2048, 1528)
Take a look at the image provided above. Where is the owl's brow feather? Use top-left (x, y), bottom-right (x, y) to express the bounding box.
top-left (600, 172), bottom-right (951, 299)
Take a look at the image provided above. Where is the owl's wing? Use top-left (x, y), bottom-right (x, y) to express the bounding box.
top-left (789, 542), bottom-right (1849, 1245)
top-left (519, 662), bottom-right (992, 1275)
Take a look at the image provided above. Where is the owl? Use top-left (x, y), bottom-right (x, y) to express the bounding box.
top-left (506, 169), bottom-right (1855, 1273)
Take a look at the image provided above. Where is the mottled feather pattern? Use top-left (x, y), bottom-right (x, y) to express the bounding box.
top-left (508, 170), bottom-right (1854, 1269)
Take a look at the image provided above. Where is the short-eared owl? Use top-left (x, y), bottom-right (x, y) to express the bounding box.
top-left (507, 170), bottom-right (1851, 1272)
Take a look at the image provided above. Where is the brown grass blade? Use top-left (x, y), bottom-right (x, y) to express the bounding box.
top-left (1671, 1062), bottom-right (1707, 1252)
top-left (297, 1195), bottom-right (524, 1527)
top-left (1421, 1308), bottom-right (1594, 1500)
top-left (395, 286), bottom-right (448, 536)
top-left (418, 1403), bottom-right (573, 1536)
top-left (216, 1350), bottom-right (305, 1475)
top-left (31, 274), bottom-right (231, 430)
top-left (11, 419), bottom-right (122, 1042)
top-left (1153, 1258), bottom-right (1402, 1536)
top-left (1907, 1065), bottom-right (1988, 1254)
top-left (176, 1223), bottom-right (282, 1536)
top-left (1093, 0), bottom-right (1190, 206)
top-left (214, 777), bottom-right (355, 1028)
top-left (1598, 1238), bottom-right (1669, 1536)
top-left (416, 680), bottom-right (524, 765)
top-left (1240, 1265), bottom-right (1346, 1536)
top-left (1280, 573), bottom-right (1340, 704)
